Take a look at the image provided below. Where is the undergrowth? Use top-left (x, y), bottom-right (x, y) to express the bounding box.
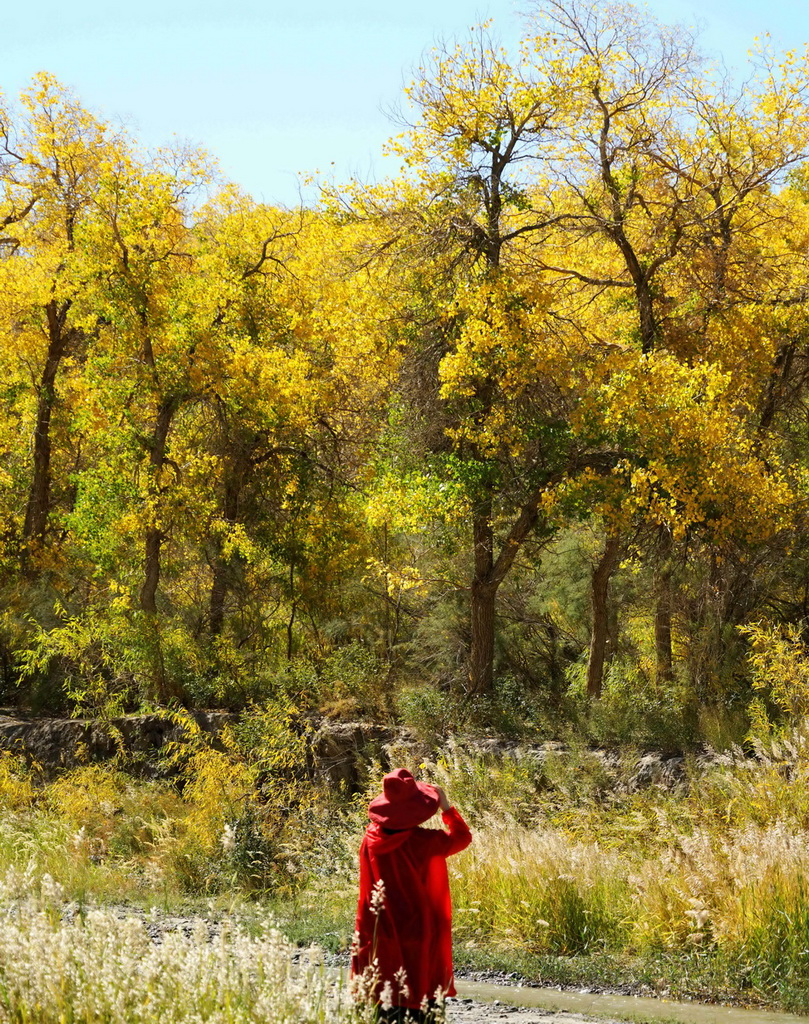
top-left (2, 717), bottom-right (809, 1011)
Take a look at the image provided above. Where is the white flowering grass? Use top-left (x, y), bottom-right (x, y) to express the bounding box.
top-left (0, 866), bottom-right (366, 1024)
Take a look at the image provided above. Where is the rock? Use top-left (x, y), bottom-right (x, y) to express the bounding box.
top-left (625, 752), bottom-right (687, 792)
top-left (308, 720), bottom-right (396, 789)
top-left (307, 719), bottom-right (434, 790)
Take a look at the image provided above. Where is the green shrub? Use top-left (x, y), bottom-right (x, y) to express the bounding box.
top-left (394, 684), bottom-right (465, 740)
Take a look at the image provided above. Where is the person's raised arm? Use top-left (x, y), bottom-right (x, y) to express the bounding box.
top-left (429, 786), bottom-right (472, 856)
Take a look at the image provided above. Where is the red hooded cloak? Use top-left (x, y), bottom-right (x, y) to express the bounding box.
top-left (351, 807), bottom-right (472, 1009)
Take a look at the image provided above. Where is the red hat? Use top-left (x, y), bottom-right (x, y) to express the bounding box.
top-left (368, 768), bottom-right (440, 829)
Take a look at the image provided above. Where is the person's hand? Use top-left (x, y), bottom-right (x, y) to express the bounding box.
top-left (433, 785), bottom-right (451, 812)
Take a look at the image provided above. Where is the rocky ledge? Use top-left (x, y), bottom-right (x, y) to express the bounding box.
top-left (0, 710), bottom-right (409, 785)
top-left (0, 708), bottom-right (697, 797)
top-left (0, 710), bottom-right (235, 775)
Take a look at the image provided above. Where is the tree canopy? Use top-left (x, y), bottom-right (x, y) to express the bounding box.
top-left (3, 3), bottom-right (809, 742)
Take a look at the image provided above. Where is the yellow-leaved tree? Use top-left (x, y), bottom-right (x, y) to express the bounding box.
top-left (339, 0), bottom-right (809, 699)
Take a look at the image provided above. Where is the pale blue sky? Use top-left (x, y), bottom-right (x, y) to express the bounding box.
top-left (3, 0), bottom-right (808, 206)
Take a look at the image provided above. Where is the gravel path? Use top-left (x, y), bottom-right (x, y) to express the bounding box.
top-left (448, 998), bottom-right (622, 1023)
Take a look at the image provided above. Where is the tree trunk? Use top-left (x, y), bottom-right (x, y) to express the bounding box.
top-left (208, 564), bottom-right (228, 638)
top-left (469, 501), bottom-right (496, 694)
top-left (469, 579), bottom-right (497, 695)
top-left (139, 397), bottom-right (177, 613)
top-left (655, 526), bottom-right (674, 685)
top-left (758, 339), bottom-right (796, 437)
top-left (636, 281), bottom-right (657, 354)
top-left (586, 532), bottom-right (621, 699)
top-left (139, 394), bottom-right (180, 702)
top-left (286, 558), bottom-right (297, 661)
top-left (465, 482), bottom-right (555, 695)
top-left (22, 301), bottom-right (72, 559)
top-left (208, 464), bottom-right (244, 637)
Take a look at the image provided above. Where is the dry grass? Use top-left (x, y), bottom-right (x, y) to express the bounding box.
top-left (0, 866), bottom-right (365, 1024)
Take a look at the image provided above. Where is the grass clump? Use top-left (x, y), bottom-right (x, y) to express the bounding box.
top-left (451, 823), bottom-right (629, 956)
top-left (0, 751), bottom-right (35, 810)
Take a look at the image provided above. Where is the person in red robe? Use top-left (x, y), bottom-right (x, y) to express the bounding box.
top-left (351, 767), bottom-right (472, 1022)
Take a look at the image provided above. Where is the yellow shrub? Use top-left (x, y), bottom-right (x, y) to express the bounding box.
top-left (0, 751), bottom-right (35, 810)
top-left (741, 622), bottom-right (809, 732)
top-left (47, 764), bottom-right (128, 827)
top-left (180, 747), bottom-right (256, 854)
